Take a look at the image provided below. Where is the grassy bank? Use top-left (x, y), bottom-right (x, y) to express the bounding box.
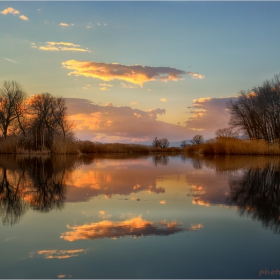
top-left (185, 137), bottom-right (280, 155)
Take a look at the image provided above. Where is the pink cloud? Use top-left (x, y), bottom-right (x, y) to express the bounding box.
top-left (185, 97), bottom-right (236, 135)
top-left (66, 98), bottom-right (187, 142)
top-left (65, 96), bottom-right (236, 143)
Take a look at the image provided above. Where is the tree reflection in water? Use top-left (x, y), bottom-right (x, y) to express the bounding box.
top-left (0, 155), bottom-right (79, 226)
top-left (227, 161), bottom-right (280, 234)
top-left (152, 154), bottom-right (169, 166)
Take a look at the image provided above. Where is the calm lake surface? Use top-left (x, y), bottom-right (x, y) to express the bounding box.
top-left (1, 154), bottom-right (280, 279)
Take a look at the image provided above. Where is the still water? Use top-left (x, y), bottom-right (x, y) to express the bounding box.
top-left (0, 154), bottom-right (280, 278)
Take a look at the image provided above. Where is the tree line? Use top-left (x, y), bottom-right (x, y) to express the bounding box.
top-left (227, 74), bottom-right (280, 142)
top-left (186, 74), bottom-right (280, 147)
top-left (0, 80), bottom-right (73, 150)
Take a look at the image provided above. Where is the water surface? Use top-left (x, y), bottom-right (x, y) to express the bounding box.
top-left (0, 154), bottom-right (279, 278)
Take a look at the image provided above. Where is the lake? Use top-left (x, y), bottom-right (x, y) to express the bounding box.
top-left (0, 154), bottom-right (279, 279)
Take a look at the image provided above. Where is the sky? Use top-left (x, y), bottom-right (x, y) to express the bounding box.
top-left (1, 1), bottom-right (280, 143)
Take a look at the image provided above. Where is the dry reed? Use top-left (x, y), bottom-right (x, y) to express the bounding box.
top-left (184, 137), bottom-right (280, 155)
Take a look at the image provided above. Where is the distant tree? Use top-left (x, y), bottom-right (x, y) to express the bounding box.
top-left (0, 80), bottom-right (26, 138)
top-left (159, 138), bottom-right (170, 148)
top-left (152, 137), bottom-right (160, 148)
top-left (215, 127), bottom-right (238, 138)
top-left (191, 135), bottom-right (204, 145)
top-left (152, 137), bottom-right (170, 148)
top-left (181, 140), bottom-right (188, 148)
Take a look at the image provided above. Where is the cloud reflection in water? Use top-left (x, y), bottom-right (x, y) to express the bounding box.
top-left (61, 216), bottom-right (203, 242)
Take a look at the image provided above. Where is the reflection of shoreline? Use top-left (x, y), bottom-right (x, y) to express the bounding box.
top-left (0, 156), bottom-right (80, 226)
top-left (60, 216), bottom-right (203, 241)
top-left (227, 163), bottom-right (280, 234)
top-left (185, 155), bottom-right (280, 234)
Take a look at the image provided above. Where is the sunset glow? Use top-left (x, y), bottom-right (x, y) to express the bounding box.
top-left (1, 1), bottom-right (279, 142)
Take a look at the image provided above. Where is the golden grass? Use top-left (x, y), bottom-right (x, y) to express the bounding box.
top-left (76, 140), bottom-right (150, 154)
top-left (0, 136), bottom-right (20, 154)
top-left (0, 137), bottom-right (181, 154)
top-left (184, 137), bottom-right (280, 155)
top-left (51, 137), bottom-right (79, 154)
top-left (188, 154), bottom-right (280, 172)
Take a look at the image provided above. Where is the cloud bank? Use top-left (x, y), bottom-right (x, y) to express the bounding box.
top-left (66, 98), bottom-right (188, 142)
top-left (66, 96), bottom-right (235, 142)
top-left (62, 61), bottom-right (202, 86)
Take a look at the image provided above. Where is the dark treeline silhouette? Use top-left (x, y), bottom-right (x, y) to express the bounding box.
top-left (185, 155), bottom-right (280, 234)
top-left (228, 74), bottom-right (280, 142)
top-left (227, 162), bottom-right (280, 234)
top-left (0, 80), bottom-right (74, 152)
top-left (0, 155), bottom-right (82, 226)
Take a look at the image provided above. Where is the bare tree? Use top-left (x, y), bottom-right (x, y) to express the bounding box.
top-left (0, 80), bottom-right (26, 138)
top-left (215, 127), bottom-right (238, 138)
top-left (152, 137), bottom-right (170, 148)
top-left (191, 135), bottom-right (204, 145)
top-left (159, 138), bottom-right (170, 148)
top-left (181, 140), bottom-right (188, 148)
top-left (227, 74), bottom-right (280, 143)
top-left (152, 137), bottom-right (160, 148)
top-left (27, 93), bottom-right (73, 148)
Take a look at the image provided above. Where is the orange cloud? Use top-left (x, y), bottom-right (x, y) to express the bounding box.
top-left (62, 60), bottom-right (187, 86)
top-left (1, 7), bottom-right (19, 15)
top-left (60, 216), bottom-right (185, 241)
top-left (160, 98), bottom-right (167, 102)
top-left (19, 15), bottom-right (28, 20)
top-left (39, 42), bottom-right (90, 52)
top-left (192, 198), bottom-right (210, 207)
top-left (60, 22), bottom-right (69, 26)
top-left (1, 7), bottom-right (28, 21)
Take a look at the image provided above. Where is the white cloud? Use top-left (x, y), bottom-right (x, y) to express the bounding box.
top-left (39, 42), bottom-right (90, 52)
top-left (187, 72), bottom-right (205, 79)
top-left (3, 57), bottom-right (18, 63)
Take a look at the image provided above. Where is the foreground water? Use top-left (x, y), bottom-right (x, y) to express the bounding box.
top-left (0, 154), bottom-right (280, 279)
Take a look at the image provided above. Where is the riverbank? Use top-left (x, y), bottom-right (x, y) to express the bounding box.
top-left (184, 137), bottom-right (280, 155)
top-left (0, 137), bottom-right (182, 154)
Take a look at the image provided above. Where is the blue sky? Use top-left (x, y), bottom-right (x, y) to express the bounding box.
top-left (1, 1), bottom-right (280, 142)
